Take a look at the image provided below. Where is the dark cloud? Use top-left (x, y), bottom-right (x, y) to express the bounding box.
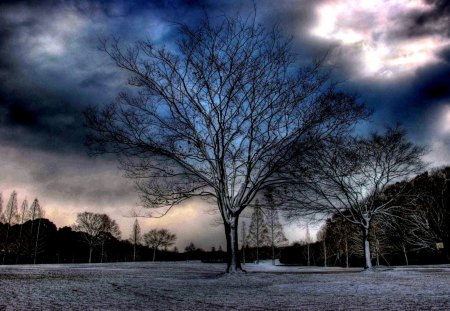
top-left (389, 0), bottom-right (450, 40)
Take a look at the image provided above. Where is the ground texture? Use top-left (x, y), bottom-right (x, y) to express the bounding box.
top-left (0, 261), bottom-right (449, 310)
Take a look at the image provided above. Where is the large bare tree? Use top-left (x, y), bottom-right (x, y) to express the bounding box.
top-left (85, 14), bottom-right (368, 272)
top-left (283, 127), bottom-right (426, 269)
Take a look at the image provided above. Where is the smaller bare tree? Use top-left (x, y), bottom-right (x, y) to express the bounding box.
top-left (262, 191), bottom-right (289, 265)
top-left (73, 212), bottom-right (121, 263)
top-left (2, 191), bottom-right (19, 264)
top-left (129, 219), bottom-right (142, 262)
top-left (143, 229), bottom-right (176, 262)
top-left (246, 201), bottom-right (270, 264)
top-left (284, 127), bottom-right (426, 270)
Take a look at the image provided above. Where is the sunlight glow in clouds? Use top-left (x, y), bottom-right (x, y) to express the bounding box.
top-left (437, 105), bottom-right (450, 135)
top-left (311, 0), bottom-right (450, 78)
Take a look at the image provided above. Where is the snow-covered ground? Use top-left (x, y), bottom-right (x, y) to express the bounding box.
top-left (0, 261), bottom-right (449, 310)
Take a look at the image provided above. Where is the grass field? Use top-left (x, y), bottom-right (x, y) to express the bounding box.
top-left (0, 261), bottom-right (448, 310)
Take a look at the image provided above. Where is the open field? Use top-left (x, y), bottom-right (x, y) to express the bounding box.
top-left (0, 261), bottom-right (449, 310)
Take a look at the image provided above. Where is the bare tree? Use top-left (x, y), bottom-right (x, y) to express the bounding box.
top-left (246, 201), bottom-right (270, 264)
top-left (402, 168), bottom-right (450, 258)
top-left (85, 13), bottom-right (368, 272)
top-left (98, 215), bottom-right (121, 263)
top-left (317, 228), bottom-right (329, 267)
top-left (263, 190), bottom-right (288, 265)
top-left (0, 194), bottom-right (3, 222)
top-left (130, 218), bottom-right (142, 262)
top-left (143, 229), bottom-right (176, 261)
top-left (15, 199), bottom-right (29, 263)
top-left (305, 223), bottom-right (312, 266)
top-left (28, 198), bottom-right (44, 235)
top-left (73, 212), bottom-right (121, 263)
top-left (18, 199), bottom-right (29, 234)
top-left (2, 191), bottom-right (19, 264)
top-left (284, 127), bottom-right (426, 270)
top-left (241, 221), bottom-right (247, 264)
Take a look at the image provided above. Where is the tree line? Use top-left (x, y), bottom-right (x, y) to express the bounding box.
top-left (0, 193), bottom-right (227, 264)
top-left (280, 166), bottom-right (450, 267)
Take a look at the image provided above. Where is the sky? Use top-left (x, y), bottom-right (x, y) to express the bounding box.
top-left (0, 0), bottom-right (449, 250)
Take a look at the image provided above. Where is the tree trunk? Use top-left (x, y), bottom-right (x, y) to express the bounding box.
top-left (2, 224), bottom-right (11, 265)
top-left (89, 246), bottom-right (93, 264)
top-left (323, 239), bottom-right (327, 267)
top-left (241, 222), bottom-right (246, 265)
top-left (101, 242), bottom-right (104, 263)
top-left (345, 236), bottom-right (349, 268)
top-left (271, 222), bottom-right (275, 265)
top-left (33, 219), bottom-right (41, 265)
top-left (226, 216), bottom-right (243, 273)
top-left (133, 243), bottom-right (136, 262)
top-left (307, 243), bottom-right (310, 266)
top-left (256, 210), bottom-right (259, 264)
top-left (152, 247), bottom-right (156, 262)
top-left (402, 244), bottom-right (409, 266)
top-left (224, 221), bottom-right (231, 266)
top-left (362, 226), bottom-right (372, 270)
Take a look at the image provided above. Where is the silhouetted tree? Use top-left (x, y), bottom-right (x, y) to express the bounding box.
top-left (185, 242), bottom-right (196, 253)
top-left (263, 190), bottom-right (288, 265)
top-left (246, 201), bottom-right (270, 263)
top-left (404, 168), bottom-right (450, 259)
top-left (130, 219), bottom-right (142, 262)
top-left (143, 229), bottom-right (176, 261)
top-left (285, 127), bottom-right (426, 270)
top-left (85, 12), bottom-right (368, 272)
top-left (73, 212), bottom-right (120, 263)
top-left (15, 198), bottom-right (30, 263)
top-left (2, 191), bottom-right (19, 264)
top-left (98, 216), bottom-right (121, 263)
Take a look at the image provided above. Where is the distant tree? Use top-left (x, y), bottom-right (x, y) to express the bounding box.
top-left (241, 221), bottom-right (247, 264)
top-left (324, 215), bottom-right (356, 268)
top-left (129, 219), bottom-right (142, 262)
top-left (316, 228), bottom-right (328, 267)
top-left (18, 199), bottom-right (29, 234)
top-left (143, 229), bottom-right (177, 261)
top-left (285, 127), bottom-right (426, 270)
top-left (28, 198), bottom-right (44, 235)
top-left (28, 199), bottom-right (45, 264)
top-left (73, 212), bottom-right (120, 263)
top-left (31, 218), bottom-right (53, 264)
top-left (184, 242), bottom-right (196, 253)
top-left (0, 193), bottom-right (3, 222)
top-left (403, 168), bottom-right (450, 259)
top-left (263, 190), bottom-right (289, 265)
top-left (305, 223), bottom-right (312, 266)
top-left (246, 201), bottom-right (270, 263)
top-left (15, 199), bottom-right (29, 263)
top-left (2, 191), bottom-right (19, 264)
top-left (98, 216), bottom-right (121, 263)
